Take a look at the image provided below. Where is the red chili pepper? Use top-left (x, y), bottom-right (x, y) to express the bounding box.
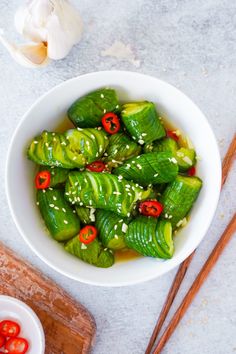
top-left (139, 200), bottom-right (163, 218)
top-left (35, 170), bottom-right (51, 189)
top-left (0, 335), bottom-right (5, 348)
top-left (79, 225), bottom-right (97, 244)
top-left (166, 130), bottom-right (179, 141)
top-left (187, 166), bottom-right (196, 176)
top-left (101, 112), bottom-right (120, 135)
top-left (0, 320), bottom-right (20, 338)
top-left (86, 160), bottom-right (106, 172)
top-left (5, 337), bottom-right (29, 354)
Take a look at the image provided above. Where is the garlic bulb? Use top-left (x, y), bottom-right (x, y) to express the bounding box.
top-left (0, 0), bottom-right (83, 67)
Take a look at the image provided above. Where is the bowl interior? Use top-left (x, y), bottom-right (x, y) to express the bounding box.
top-left (6, 71), bottom-right (221, 286)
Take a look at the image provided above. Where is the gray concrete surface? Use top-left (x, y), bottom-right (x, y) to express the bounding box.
top-left (0, 0), bottom-right (236, 353)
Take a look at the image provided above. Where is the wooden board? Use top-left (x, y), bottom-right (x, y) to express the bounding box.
top-left (0, 242), bottom-right (96, 354)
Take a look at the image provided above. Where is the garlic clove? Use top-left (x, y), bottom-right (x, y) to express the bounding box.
top-left (0, 35), bottom-right (49, 68)
top-left (46, 0), bottom-right (83, 60)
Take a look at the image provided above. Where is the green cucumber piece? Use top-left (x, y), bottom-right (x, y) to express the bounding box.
top-left (39, 166), bottom-right (69, 187)
top-left (121, 101), bottom-right (166, 144)
top-left (105, 132), bottom-right (141, 167)
top-left (113, 152), bottom-right (178, 186)
top-left (27, 128), bottom-right (108, 169)
top-left (125, 216), bottom-right (174, 259)
top-left (65, 171), bottom-right (151, 217)
top-left (160, 175), bottom-right (202, 227)
top-left (37, 189), bottom-right (80, 241)
top-left (145, 137), bottom-right (196, 172)
top-left (65, 236), bottom-right (114, 268)
top-left (96, 210), bottom-right (129, 250)
top-left (68, 88), bottom-right (120, 128)
top-left (75, 206), bottom-right (96, 224)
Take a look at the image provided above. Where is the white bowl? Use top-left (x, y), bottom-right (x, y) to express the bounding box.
top-left (6, 71), bottom-right (221, 287)
top-left (0, 296), bottom-right (45, 353)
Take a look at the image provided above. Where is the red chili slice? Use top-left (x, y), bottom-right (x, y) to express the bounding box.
top-left (86, 160), bottom-right (106, 172)
top-left (0, 335), bottom-right (5, 348)
top-left (5, 337), bottom-right (29, 354)
top-left (35, 170), bottom-right (51, 189)
top-left (139, 200), bottom-right (163, 218)
top-left (0, 320), bottom-right (20, 338)
top-left (101, 112), bottom-right (120, 135)
top-left (166, 130), bottom-right (179, 141)
top-left (79, 225), bottom-right (97, 244)
top-left (187, 166), bottom-right (196, 176)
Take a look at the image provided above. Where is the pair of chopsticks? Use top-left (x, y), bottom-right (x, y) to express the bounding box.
top-left (146, 133), bottom-right (236, 354)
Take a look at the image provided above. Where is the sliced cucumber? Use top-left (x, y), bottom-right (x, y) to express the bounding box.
top-left (37, 189), bottom-right (80, 241)
top-left (121, 101), bottom-right (166, 144)
top-left (65, 171), bottom-right (151, 217)
top-left (160, 175), bottom-right (202, 227)
top-left (64, 236), bottom-right (114, 268)
top-left (68, 88), bottom-right (120, 128)
top-left (39, 165), bottom-right (69, 187)
top-left (96, 210), bottom-right (129, 250)
top-left (113, 152), bottom-right (179, 186)
top-left (125, 216), bottom-right (174, 259)
top-left (75, 206), bottom-right (96, 224)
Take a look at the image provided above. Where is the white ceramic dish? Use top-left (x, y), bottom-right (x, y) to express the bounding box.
top-left (6, 71), bottom-right (221, 287)
top-left (0, 296), bottom-right (45, 353)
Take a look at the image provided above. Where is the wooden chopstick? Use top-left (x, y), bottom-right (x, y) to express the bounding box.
top-left (145, 133), bottom-right (236, 354)
top-left (152, 212), bottom-right (236, 354)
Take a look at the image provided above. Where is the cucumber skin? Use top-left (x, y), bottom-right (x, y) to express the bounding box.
top-left (75, 206), bottom-right (95, 224)
top-left (28, 128), bottom-right (108, 169)
top-left (160, 175), bottom-right (203, 227)
top-left (37, 189), bottom-right (80, 241)
top-left (125, 216), bottom-right (174, 259)
top-left (68, 88), bottom-right (120, 128)
top-left (113, 152), bottom-right (179, 186)
top-left (121, 101), bottom-right (166, 144)
top-left (65, 236), bottom-right (114, 268)
top-left (65, 171), bottom-right (151, 217)
top-left (96, 210), bottom-right (128, 250)
top-left (105, 132), bottom-right (141, 167)
top-left (39, 166), bottom-right (69, 187)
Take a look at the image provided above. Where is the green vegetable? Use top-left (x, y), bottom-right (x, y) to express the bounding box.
top-left (105, 132), bottom-right (141, 167)
top-left (144, 138), bottom-right (196, 172)
top-left (65, 171), bottom-right (151, 216)
top-left (113, 152), bottom-right (179, 186)
top-left (37, 189), bottom-right (80, 241)
top-left (160, 175), bottom-right (203, 227)
top-left (68, 88), bottom-right (120, 128)
top-left (125, 216), bottom-right (174, 259)
top-left (121, 101), bottom-right (166, 144)
top-left (65, 236), bottom-right (114, 268)
top-left (96, 210), bottom-right (129, 250)
top-left (75, 206), bottom-right (96, 224)
top-left (28, 128), bottom-right (108, 169)
top-left (39, 166), bottom-right (69, 187)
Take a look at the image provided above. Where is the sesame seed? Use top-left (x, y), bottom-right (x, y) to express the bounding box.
top-left (136, 156), bottom-right (141, 159)
top-left (127, 212), bottom-right (131, 217)
top-left (81, 243), bottom-right (87, 249)
top-left (80, 202), bottom-right (83, 206)
top-left (42, 189), bottom-right (46, 193)
top-left (64, 220), bottom-right (68, 224)
top-left (182, 156), bottom-right (192, 165)
top-left (118, 175), bottom-right (123, 180)
top-left (103, 109), bottom-right (106, 113)
top-left (118, 219), bottom-right (123, 223)
top-left (77, 127), bottom-right (82, 131)
top-left (101, 93), bottom-right (104, 98)
top-left (61, 141), bottom-right (66, 145)
top-left (128, 192), bottom-right (132, 196)
top-left (62, 208), bottom-right (66, 213)
top-left (113, 191), bottom-right (121, 195)
top-left (138, 139), bottom-right (144, 145)
top-left (114, 235), bottom-right (119, 239)
top-left (116, 105), bottom-right (119, 109)
top-left (86, 141), bottom-right (90, 146)
top-left (54, 206), bottom-right (59, 210)
top-left (73, 210), bottom-right (76, 213)
top-left (97, 127), bottom-right (102, 130)
top-left (154, 173), bottom-right (159, 177)
top-left (137, 164), bottom-right (142, 170)
top-left (49, 187), bottom-right (53, 190)
top-left (132, 136), bottom-right (136, 140)
top-left (142, 133), bottom-right (147, 136)
top-left (73, 156), bottom-right (77, 160)
top-left (96, 152), bottom-right (99, 157)
top-left (34, 141), bottom-right (38, 144)
top-left (122, 223), bottom-right (128, 233)
top-left (126, 145), bottom-right (130, 149)
top-left (114, 225), bottom-right (118, 230)
top-left (48, 147), bottom-right (52, 150)
top-left (36, 201), bottom-right (39, 206)
top-left (104, 153), bottom-right (108, 156)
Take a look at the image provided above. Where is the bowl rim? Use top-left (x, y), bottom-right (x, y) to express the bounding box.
top-left (0, 295), bottom-right (45, 353)
top-left (5, 70), bottom-right (222, 287)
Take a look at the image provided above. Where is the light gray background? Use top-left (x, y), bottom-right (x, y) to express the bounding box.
top-left (0, 1), bottom-right (236, 353)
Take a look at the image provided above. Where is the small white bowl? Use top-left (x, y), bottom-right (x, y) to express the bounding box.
top-left (6, 71), bottom-right (221, 286)
top-left (0, 296), bottom-right (45, 353)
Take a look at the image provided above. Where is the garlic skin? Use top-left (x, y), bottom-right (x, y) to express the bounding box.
top-left (0, 0), bottom-right (83, 68)
top-left (15, 0), bottom-right (83, 60)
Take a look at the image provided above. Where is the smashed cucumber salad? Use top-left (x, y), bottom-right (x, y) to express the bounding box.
top-left (27, 88), bottom-right (202, 268)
